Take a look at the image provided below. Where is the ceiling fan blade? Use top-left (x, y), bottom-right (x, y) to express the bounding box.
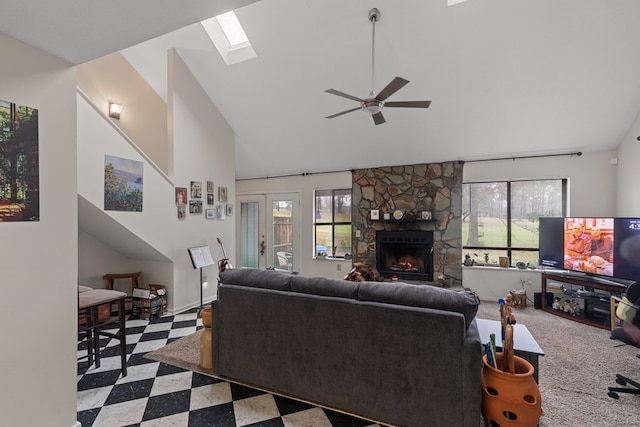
top-left (372, 111), bottom-right (386, 125)
top-left (384, 100), bottom-right (432, 108)
top-left (375, 77), bottom-right (409, 101)
top-left (326, 106), bottom-right (362, 119)
top-left (325, 89), bottom-right (364, 103)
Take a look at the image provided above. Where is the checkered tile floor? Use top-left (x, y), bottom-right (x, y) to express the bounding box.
top-left (77, 311), bottom-right (382, 427)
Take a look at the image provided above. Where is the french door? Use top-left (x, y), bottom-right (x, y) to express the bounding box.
top-left (236, 193), bottom-right (300, 272)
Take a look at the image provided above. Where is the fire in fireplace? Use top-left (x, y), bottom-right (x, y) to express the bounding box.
top-left (376, 230), bottom-right (434, 281)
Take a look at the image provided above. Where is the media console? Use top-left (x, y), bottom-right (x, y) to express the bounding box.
top-left (541, 271), bottom-right (631, 329)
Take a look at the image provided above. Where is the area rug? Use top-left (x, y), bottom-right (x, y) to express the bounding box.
top-left (146, 303), bottom-right (639, 427)
top-left (145, 329), bottom-right (215, 377)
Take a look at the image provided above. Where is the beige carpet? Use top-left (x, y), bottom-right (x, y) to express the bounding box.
top-left (476, 300), bottom-right (639, 427)
top-left (145, 329), bottom-right (215, 377)
top-left (145, 303), bottom-right (640, 426)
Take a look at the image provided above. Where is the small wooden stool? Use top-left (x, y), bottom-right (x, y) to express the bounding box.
top-left (103, 272), bottom-right (141, 297)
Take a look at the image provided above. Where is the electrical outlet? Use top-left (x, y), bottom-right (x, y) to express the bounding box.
top-left (337, 264), bottom-right (342, 272)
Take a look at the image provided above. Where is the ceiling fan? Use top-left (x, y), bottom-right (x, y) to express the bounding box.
top-left (325, 8), bottom-right (431, 126)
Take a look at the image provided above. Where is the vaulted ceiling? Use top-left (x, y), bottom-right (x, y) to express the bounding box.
top-left (3, 0), bottom-right (640, 179)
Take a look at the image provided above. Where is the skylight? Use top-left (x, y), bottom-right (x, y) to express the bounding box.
top-left (203, 10), bottom-right (256, 65)
top-left (216, 11), bottom-right (249, 46)
top-left (448, 0), bottom-right (469, 5)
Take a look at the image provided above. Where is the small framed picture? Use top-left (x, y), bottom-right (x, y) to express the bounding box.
top-left (205, 209), bottom-right (215, 219)
top-left (177, 205), bottom-right (186, 220)
top-left (218, 186), bottom-right (228, 203)
top-left (207, 181), bottom-right (214, 193)
top-left (216, 204), bottom-right (226, 220)
top-left (207, 194), bottom-right (214, 205)
top-left (226, 204), bottom-right (233, 216)
top-left (175, 187), bottom-right (187, 205)
top-left (190, 181), bottom-right (202, 199)
top-left (189, 200), bottom-right (202, 214)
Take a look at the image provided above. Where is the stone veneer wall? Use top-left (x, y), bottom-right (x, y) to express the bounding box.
top-left (352, 161), bottom-right (463, 283)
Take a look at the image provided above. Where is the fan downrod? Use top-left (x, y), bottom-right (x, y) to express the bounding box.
top-left (368, 8), bottom-right (380, 22)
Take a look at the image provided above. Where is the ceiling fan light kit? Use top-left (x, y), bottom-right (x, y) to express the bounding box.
top-left (325, 8), bottom-right (431, 125)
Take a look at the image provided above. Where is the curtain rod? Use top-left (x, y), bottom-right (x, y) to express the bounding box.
top-left (237, 151), bottom-right (582, 180)
top-left (236, 169), bottom-right (354, 181)
top-left (463, 151), bottom-right (582, 164)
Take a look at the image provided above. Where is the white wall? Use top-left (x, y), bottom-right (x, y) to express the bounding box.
top-left (76, 48), bottom-right (236, 314)
top-left (616, 112), bottom-right (640, 216)
top-left (462, 150), bottom-right (619, 300)
top-left (0, 34), bottom-right (78, 427)
top-left (463, 266), bottom-right (542, 303)
top-left (238, 152), bottom-right (623, 291)
top-left (236, 172), bottom-right (352, 278)
top-left (169, 48), bottom-right (236, 309)
top-left (78, 230), bottom-right (173, 292)
top-left (463, 150), bottom-right (618, 217)
top-left (78, 53), bottom-right (169, 175)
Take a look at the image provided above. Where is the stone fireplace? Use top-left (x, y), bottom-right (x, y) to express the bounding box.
top-left (376, 230), bottom-right (434, 281)
top-left (351, 162), bottom-right (463, 284)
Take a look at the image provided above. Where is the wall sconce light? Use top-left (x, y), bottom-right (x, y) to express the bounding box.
top-left (109, 102), bottom-right (123, 120)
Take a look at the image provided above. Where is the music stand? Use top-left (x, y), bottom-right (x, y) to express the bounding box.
top-left (187, 245), bottom-right (215, 315)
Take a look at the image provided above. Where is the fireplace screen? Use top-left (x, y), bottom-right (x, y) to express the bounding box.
top-left (376, 230), bottom-right (434, 281)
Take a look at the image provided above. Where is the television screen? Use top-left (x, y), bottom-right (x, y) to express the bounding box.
top-left (539, 217), bottom-right (640, 282)
top-left (613, 218), bottom-right (640, 282)
top-left (563, 217), bottom-right (614, 277)
top-left (539, 217), bottom-right (564, 269)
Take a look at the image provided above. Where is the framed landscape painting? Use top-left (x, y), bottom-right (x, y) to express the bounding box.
top-left (0, 99), bottom-right (39, 221)
top-left (104, 155), bottom-right (143, 212)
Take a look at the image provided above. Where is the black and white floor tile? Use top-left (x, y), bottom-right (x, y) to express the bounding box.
top-left (77, 311), bottom-right (382, 427)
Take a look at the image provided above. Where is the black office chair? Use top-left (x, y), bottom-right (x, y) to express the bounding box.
top-left (608, 282), bottom-right (640, 399)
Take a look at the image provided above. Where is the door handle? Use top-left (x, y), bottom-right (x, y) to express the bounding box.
top-left (259, 240), bottom-right (266, 256)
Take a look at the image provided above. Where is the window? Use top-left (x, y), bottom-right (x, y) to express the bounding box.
top-left (314, 189), bottom-right (352, 258)
top-left (202, 11), bottom-right (257, 65)
top-left (462, 179), bottom-right (566, 267)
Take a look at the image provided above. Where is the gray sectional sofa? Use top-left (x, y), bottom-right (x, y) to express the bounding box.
top-left (211, 268), bottom-right (482, 427)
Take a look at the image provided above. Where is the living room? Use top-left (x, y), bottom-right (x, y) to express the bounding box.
top-left (3, 1), bottom-right (640, 426)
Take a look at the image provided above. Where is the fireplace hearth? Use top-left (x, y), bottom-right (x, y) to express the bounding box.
top-left (376, 230), bottom-right (434, 281)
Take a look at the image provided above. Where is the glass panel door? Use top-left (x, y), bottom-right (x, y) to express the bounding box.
top-left (268, 193), bottom-right (300, 272)
top-left (237, 193), bottom-right (300, 272)
top-left (237, 195), bottom-right (266, 269)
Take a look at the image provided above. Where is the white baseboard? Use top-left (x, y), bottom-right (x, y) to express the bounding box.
top-left (170, 297), bottom-right (217, 316)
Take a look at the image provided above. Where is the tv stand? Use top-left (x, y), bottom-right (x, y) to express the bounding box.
top-left (541, 272), bottom-right (629, 330)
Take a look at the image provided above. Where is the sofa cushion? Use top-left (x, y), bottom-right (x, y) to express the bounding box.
top-left (219, 268), bottom-right (292, 291)
top-left (358, 281), bottom-right (479, 328)
top-left (290, 276), bottom-right (359, 299)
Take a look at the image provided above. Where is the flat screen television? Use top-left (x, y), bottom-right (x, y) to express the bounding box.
top-left (539, 217), bottom-right (640, 283)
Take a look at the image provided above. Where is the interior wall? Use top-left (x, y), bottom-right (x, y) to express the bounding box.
top-left (462, 150), bottom-right (619, 299)
top-left (616, 112), bottom-right (640, 216)
top-left (0, 34), bottom-right (78, 427)
top-left (236, 171), bottom-right (353, 279)
top-left (169, 48), bottom-right (236, 310)
top-left (78, 230), bottom-right (173, 293)
top-left (76, 47), bottom-right (236, 314)
top-left (77, 53), bottom-right (169, 174)
top-left (463, 150), bottom-right (618, 217)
